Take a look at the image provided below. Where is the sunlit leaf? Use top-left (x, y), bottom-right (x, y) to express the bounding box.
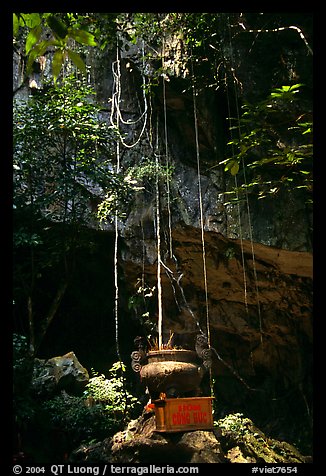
top-left (26, 40), bottom-right (52, 74)
top-left (52, 49), bottom-right (64, 82)
top-left (290, 83), bottom-right (304, 90)
top-left (25, 24), bottom-right (42, 55)
top-left (230, 162), bottom-right (239, 175)
top-left (20, 13), bottom-right (41, 29)
top-left (13, 14), bottom-right (19, 36)
top-left (68, 28), bottom-right (97, 46)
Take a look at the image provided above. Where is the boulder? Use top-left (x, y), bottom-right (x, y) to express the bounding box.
top-left (32, 351), bottom-right (89, 397)
top-left (110, 411), bottom-right (225, 463)
top-left (70, 410), bottom-right (224, 463)
top-left (70, 411), bottom-right (312, 464)
top-left (216, 413), bottom-right (312, 463)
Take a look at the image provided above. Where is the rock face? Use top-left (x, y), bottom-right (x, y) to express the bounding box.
top-left (123, 224), bottom-right (312, 389)
top-left (123, 225), bottom-right (312, 450)
top-left (105, 27), bottom-right (313, 434)
top-left (70, 410), bottom-right (311, 464)
top-left (110, 412), bottom-right (224, 464)
top-left (13, 13), bottom-right (313, 455)
top-left (71, 410), bottom-right (225, 463)
top-left (216, 413), bottom-right (311, 464)
top-left (32, 351), bottom-right (89, 397)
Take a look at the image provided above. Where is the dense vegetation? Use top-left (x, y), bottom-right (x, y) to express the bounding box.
top-left (13, 11), bottom-right (313, 346)
top-left (13, 12), bottom-right (313, 463)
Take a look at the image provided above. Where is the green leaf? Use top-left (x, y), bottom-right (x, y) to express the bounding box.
top-left (26, 40), bottom-right (53, 74)
top-left (230, 162), bottom-right (239, 176)
top-left (13, 14), bottom-right (19, 36)
top-left (47, 14), bottom-right (68, 39)
top-left (68, 28), bottom-right (97, 46)
top-left (25, 24), bottom-right (42, 55)
top-left (290, 83), bottom-right (304, 91)
top-left (240, 144), bottom-right (249, 154)
top-left (224, 159), bottom-right (239, 175)
top-left (20, 13), bottom-right (41, 29)
top-left (286, 152), bottom-right (296, 162)
top-left (52, 50), bottom-right (64, 82)
top-left (66, 49), bottom-right (86, 76)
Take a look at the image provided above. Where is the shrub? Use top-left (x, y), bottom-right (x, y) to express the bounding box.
top-left (41, 392), bottom-right (114, 446)
top-left (84, 361), bottom-right (141, 422)
top-left (41, 361), bottom-right (141, 448)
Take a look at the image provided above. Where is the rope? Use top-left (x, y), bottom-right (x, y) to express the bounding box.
top-left (191, 59), bottom-right (213, 396)
top-left (241, 152), bottom-right (264, 346)
top-left (226, 16), bottom-right (264, 348)
top-left (110, 41), bottom-right (135, 423)
top-left (110, 40), bottom-right (148, 149)
top-left (142, 86), bottom-right (164, 349)
top-left (192, 75), bottom-right (210, 344)
top-left (111, 44), bottom-right (122, 364)
top-left (225, 83), bottom-right (249, 316)
top-left (108, 39), bottom-right (150, 359)
top-left (155, 114), bottom-right (163, 350)
top-left (162, 37), bottom-right (173, 260)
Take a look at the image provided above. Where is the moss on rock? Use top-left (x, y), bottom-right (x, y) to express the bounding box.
top-left (216, 413), bottom-right (312, 463)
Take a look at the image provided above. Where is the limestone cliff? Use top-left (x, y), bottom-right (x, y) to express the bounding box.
top-left (13, 13), bottom-right (313, 454)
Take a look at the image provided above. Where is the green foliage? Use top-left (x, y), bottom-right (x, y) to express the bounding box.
top-left (215, 412), bottom-right (252, 435)
top-left (13, 75), bottom-right (122, 350)
top-left (13, 334), bottom-right (34, 385)
top-left (123, 13), bottom-right (164, 49)
top-left (13, 13), bottom-right (98, 81)
top-left (128, 280), bottom-right (157, 340)
top-left (84, 362), bottom-right (140, 421)
top-left (127, 157), bottom-right (174, 191)
top-left (13, 334), bottom-right (36, 428)
top-left (120, 13), bottom-right (242, 94)
top-left (97, 158), bottom-right (174, 223)
top-left (13, 228), bottom-right (43, 247)
top-left (222, 84), bottom-right (313, 202)
top-left (13, 339), bottom-right (140, 450)
top-left (96, 171), bottom-right (141, 223)
top-left (40, 361), bottom-right (140, 447)
top-left (13, 75), bottom-right (118, 224)
top-left (13, 333), bottom-right (30, 368)
top-left (27, 361), bottom-right (141, 449)
top-left (41, 392), bottom-right (114, 446)
top-left (215, 413), bottom-right (309, 463)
